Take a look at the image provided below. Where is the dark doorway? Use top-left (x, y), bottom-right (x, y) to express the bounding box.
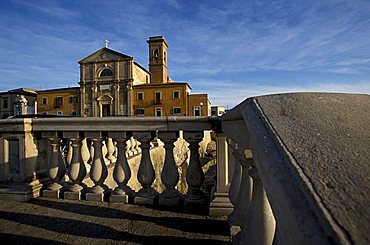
top-left (102, 104), bottom-right (110, 117)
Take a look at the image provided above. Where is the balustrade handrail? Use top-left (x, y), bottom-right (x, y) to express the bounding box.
top-left (23, 116), bottom-right (213, 132)
top-left (219, 93), bottom-right (365, 244)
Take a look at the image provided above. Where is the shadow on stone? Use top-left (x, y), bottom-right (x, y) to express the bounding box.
top-left (29, 198), bottom-right (229, 236)
top-left (0, 233), bottom-right (68, 245)
top-left (0, 210), bottom-right (228, 244)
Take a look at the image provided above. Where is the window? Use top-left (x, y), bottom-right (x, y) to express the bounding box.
top-left (136, 108), bottom-right (145, 116)
top-left (3, 98), bottom-right (8, 109)
top-left (173, 90), bottom-right (180, 99)
top-left (100, 69), bottom-right (113, 77)
top-left (173, 107), bottom-right (181, 115)
top-left (70, 96), bottom-right (78, 104)
top-left (42, 97), bottom-right (48, 105)
top-left (55, 96), bottom-right (63, 108)
top-left (137, 92), bottom-right (144, 100)
top-left (193, 106), bottom-right (201, 116)
top-left (155, 107), bottom-right (162, 117)
top-left (153, 49), bottom-right (159, 60)
top-left (71, 111), bottom-right (77, 116)
top-left (42, 111), bottom-right (48, 115)
top-left (154, 91), bottom-right (161, 104)
top-left (164, 51), bottom-right (166, 62)
top-left (57, 111), bottom-right (62, 115)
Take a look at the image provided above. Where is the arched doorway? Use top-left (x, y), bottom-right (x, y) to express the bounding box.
top-left (97, 95), bottom-right (113, 117)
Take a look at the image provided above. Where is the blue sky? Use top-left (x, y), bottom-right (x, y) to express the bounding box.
top-left (0, 0), bottom-right (369, 107)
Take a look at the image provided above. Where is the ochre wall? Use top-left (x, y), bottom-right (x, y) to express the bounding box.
top-left (37, 88), bottom-right (80, 115)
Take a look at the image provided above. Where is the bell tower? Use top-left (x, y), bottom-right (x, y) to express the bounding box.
top-left (147, 36), bottom-right (168, 84)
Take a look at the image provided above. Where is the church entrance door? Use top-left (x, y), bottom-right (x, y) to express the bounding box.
top-left (102, 104), bottom-right (110, 117)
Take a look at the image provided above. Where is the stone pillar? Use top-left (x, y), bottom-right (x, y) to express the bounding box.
top-left (43, 135), bottom-right (66, 199)
top-left (239, 151), bottom-right (276, 245)
top-left (184, 131), bottom-right (205, 207)
top-left (230, 148), bottom-right (253, 240)
top-left (63, 132), bottom-right (87, 200)
top-left (210, 133), bottom-right (234, 216)
top-left (158, 132), bottom-right (181, 206)
top-left (86, 133), bottom-right (109, 202)
top-left (133, 132), bottom-right (158, 205)
top-left (227, 141), bottom-right (243, 225)
top-left (110, 132), bottom-right (133, 203)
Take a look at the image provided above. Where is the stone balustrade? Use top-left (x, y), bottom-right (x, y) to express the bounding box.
top-left (1, 93), bottom-right (368, 245)
top-left (0, 116), bottom-right (213, 208)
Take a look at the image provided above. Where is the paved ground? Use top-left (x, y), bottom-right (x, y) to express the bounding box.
top-left (0, 197), bottom-right (230, 244)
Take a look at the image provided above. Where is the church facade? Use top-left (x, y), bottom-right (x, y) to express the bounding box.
top-left (78, 36), bottom-right (210, 117)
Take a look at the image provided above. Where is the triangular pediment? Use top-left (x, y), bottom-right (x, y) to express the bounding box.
top-left (78, 48), bottom-right (133, 63)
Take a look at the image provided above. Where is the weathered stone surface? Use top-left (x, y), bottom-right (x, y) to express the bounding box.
top-left (255, 93), bottom-right (370, 245)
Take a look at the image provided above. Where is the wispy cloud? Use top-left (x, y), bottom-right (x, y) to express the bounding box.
top-left (0, 0), bottom-right (369, 108)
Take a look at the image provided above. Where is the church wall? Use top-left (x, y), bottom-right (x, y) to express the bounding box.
top-left (133, 64), bottom-right (150, 86)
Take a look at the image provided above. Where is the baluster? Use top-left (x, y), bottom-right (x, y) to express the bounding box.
top-left (110, 132), bottom-right (133, 203)
top-left (63, 132), bottom-right (87, 200)
top-left (239, 151), bottom-right (276, 245)
top-left (184, 131), bottom-right (206, 207)
top-left (135, 138), bottom-right (141, 154)
top-left (81, 138), bottom-right (91, 173)
top-left (114, 141), bottom-right (118, 158)
top-left (102, 140), bottom-right (108, 163)
top-left (210, 134), bottom-right (234, 216)
top-left (106, 137), bottom-right (116, 164)
top-left (43, 133), bottom-right (66, 199)
top-left (229, 144), bottom-right (252, 227)
top-left (227, 139), bottom-right (239, 206)
top-left (89, 139), bottom-right (94, 163)
top-left (133, 132), bottom-right (158, 205)
top-left (158, 132), bottom-right (181, 206)
top-left (86, 132), bottom-right (108, 201)
top-left (129, 136), bottom-right (136, 155)
top-left (66, 140), bottom-right (73, 167)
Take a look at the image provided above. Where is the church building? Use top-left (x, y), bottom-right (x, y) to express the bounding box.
top-left (78, 36), bottom-right (210, 117)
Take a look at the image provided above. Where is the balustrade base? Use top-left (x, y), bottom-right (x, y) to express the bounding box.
top-left (0, 179), bottom-right (43, 201)
top-left (43, 189), bottom-right (61, 199)
top-left (159, 196), bottom-right (181, 206)
top-left (184, 189), bottom-right (206, 208)
top-left (64, 190), bottom-right (85, 200)
top-left (86, 192), bottom-right (107, 202)
top-left (209, 192), bottom-right (234, 216)
top-left (110, 193), bottom-right (130, 203)
top-left (134, 188), bottom-right (158, 206)
top-left (159, 189), bottom-right (181, 206)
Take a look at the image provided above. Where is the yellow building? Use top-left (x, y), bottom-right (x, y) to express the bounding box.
top-left (132, 83), bottom-right (210, 116)
top-left (36, 87), bottom-right (80, 115)
top-left (31, 36), bottom-right (210, 117)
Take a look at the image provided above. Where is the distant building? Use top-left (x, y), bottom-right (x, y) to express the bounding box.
top-left (0, 88), bottom-right (37, 118)
top-left (211, 106), bottom-right (225, 116)
top-left (36, 87), bottom-right (80, 115)
top-left (1, 36), bottom-right (211, 117)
